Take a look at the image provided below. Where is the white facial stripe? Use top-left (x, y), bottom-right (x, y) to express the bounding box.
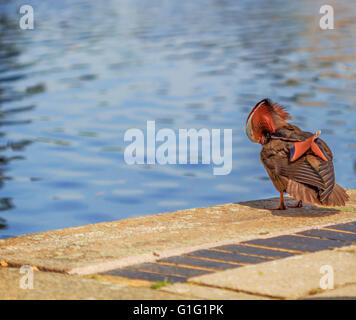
top-left (247, 101), bottom-right (265, 122)
top-left (246, 108), bottom-right (257, 142)
top-left (246, 102), bottom-right (264, 142)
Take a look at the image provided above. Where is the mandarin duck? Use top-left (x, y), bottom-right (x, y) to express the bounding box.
top-left (246, 98), bottom-right (349, 210)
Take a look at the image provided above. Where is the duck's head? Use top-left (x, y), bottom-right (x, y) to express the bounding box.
top-left (246, 98), bottom-right (291, 144)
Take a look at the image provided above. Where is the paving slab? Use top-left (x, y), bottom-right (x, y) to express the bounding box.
top-left (158, 255), bottom-right (239, 271)
top-left (189, 245), bottom-right (356, 299)
top-left (303, 284), bottom-right (356, 299)
top-left (297, 229), bottom-right (356, 242)
top-left (242, 235), bottom-right (350, 252)
top-left (214, 244), bottom-right (296, 258)
top-left (127, 262), bottom-right (211, 278)
top-left (186, 249), bottom-right (272, 264)
top-left (102, 268), bottom-right (188, 284)
top-left (325, 222), bottom-right (356, 233)
top-left (161, 283), bottom-right (271, 300)
top-left (0, 268), bottom-right (188, 300)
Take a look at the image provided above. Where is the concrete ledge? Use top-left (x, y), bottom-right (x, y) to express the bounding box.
top-left (0, 190), bottom-right (355, 300)
top-left (0, 190), bottom-right (355, 275)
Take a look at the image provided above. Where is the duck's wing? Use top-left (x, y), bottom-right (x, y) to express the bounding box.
top-left (282, 138), bottom-right (348, 206)
top-left (262, 136), bottom-right (348, 206)
top-left (280, 151), bottom-right (334, 204)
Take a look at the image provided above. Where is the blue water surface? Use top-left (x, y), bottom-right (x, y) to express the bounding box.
top-left (0, 0), bottom-right (355, 237)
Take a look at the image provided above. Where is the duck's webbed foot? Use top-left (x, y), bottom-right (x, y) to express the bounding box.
top-left (264, 192), bottom-right (287, 210)
top-left (265, 204), bottom-right (287, 210)
top-left (288, 200), bottom-right (303, 208)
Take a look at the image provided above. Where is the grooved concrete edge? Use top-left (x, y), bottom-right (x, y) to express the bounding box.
top-left (69, 218), bottom-right (356, 275)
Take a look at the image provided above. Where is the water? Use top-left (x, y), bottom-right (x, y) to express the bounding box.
top-left (0, 0), bottom-right (355, 237)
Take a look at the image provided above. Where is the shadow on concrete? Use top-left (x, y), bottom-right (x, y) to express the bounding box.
top-left (237, 197), bottom-right (341, 217)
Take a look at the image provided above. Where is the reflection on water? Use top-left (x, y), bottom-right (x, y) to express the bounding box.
top-left (0, 0), bottom-right (355, 237)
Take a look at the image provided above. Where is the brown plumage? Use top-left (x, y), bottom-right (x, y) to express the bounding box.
top-left (246, 98), bottom-right (349, 210)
